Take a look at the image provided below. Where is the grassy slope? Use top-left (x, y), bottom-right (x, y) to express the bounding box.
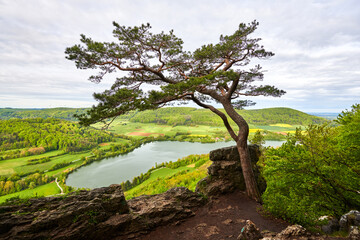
top-left (0, 150), bottom-right (64, 175)
top-left (0, 182), bottom-right (60, 204)
top-left (125, 161), bottom-right (211, 199)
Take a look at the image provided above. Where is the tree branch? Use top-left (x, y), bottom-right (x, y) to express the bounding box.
top-left (226, 73), bottom-right (241, 100)
top-left (191, 95), bottom-right (238, 141)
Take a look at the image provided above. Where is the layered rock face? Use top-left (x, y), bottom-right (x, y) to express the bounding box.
top-left (196, 144), bottom-right (265, 196)
top-left (0, 186), bottom-right (204, 239)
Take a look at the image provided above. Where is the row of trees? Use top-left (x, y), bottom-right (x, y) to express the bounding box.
top-left (0, 118), bottom-right (114, 159)
top-left (0, 173), bottom-right (53, 196)
top-left (261, 104), bottom-right (360, 225)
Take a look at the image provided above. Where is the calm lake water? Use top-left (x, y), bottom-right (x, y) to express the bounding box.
top-left (66, 140), bottom-right (284, 189)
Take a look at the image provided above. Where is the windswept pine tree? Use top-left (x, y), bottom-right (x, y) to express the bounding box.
top-left (65, 21), bottom-right (285, 201)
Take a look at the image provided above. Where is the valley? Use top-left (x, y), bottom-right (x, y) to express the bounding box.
top-left (0, 107), bottom-right (326, 203)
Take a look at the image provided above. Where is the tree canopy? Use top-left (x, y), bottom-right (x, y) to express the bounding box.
top-left (66, 21), bottom-right (285, 127)
top-left (66, 20), bottom-right (285, 201)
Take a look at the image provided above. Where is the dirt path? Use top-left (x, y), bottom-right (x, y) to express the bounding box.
top-left (55, 178), bottom-right (64, 194)
top-left (136, 191), bottom-right (289, 240)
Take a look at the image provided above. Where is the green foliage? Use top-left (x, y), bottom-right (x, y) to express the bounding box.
top-left (0, 172), bottom-right (53, 196)
top-left (65, 21), bottom-right (285, 128)
top-left (0, 182), bottom-right (60, 204)
top-left (125, 160), bottom-right (210, 199)
top-left (120, 154), bottom-right (209, 191)
top-left (128, 107), bottom-right (326, 126)
top-left (249, 130), bottom-right (265, 146)
top-left (0, 108), bottom-right (87, 121)
top-left (0, 118), bottom-right (113, 159)
top-left (48, 161), bottom-right (72, 171)
top-left (261, 105), bottom-right (360, 226)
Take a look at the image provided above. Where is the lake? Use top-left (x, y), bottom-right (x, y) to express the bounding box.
top-left (66, 140), bottom-right (284, 189)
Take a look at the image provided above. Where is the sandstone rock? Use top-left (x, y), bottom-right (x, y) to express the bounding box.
top-left (237, 220), bottom-right (262, 240)
top-left (277, 224), bottom-right (307, 238)
top-left (97, 187), bottom-right (205, 237)
top-left (0, 186), bottom-right (205, 240)
top-left (196, 144), bottom-right (266, 197)
top-left (0, 184), bottom-right (128, 239)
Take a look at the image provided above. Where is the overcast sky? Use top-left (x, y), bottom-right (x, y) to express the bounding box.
top-left (0, 0), bottom-right (359, 113)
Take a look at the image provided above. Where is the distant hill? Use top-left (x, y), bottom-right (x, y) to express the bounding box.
top-left (0, 107), bottom-right (327, 126)
top-left (0, 108), bottom-right (87, 121)
top-left (128, 107), bottom-right (327, 126)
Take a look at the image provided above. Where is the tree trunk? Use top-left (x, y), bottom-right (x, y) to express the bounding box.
top-left (191, 94), bottom-right (261, 202)
top-left (221, 100), bottom-right (262, 202)
top-left (236, 137), bottom-right (261, 202)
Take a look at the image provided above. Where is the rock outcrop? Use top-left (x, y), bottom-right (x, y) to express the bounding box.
top-left (196, 144), bottom-right (266, 197)
top-left (0, 186), bottom-right (205, 239)
top-left (339, 210), bottom-right (360, 231)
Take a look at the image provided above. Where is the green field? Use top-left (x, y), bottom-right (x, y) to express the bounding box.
top-left (94, 120), bottom-right (299, 140)
top-left (0, 150), bottom-right (64, 176)
top-left (100, 121), bottom-right (228, 137)
top-left (0, 182), bottom-right (60, 204)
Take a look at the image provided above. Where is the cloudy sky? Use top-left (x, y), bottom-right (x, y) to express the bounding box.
top-left (0, 0), bottom-right (359, 113)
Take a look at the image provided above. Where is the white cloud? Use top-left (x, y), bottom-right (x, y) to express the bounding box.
top-left (0, 0), bottom-right (359, 113)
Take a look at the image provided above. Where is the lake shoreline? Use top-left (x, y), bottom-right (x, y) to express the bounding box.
top-left (66, 140), bottom-right (284, 189)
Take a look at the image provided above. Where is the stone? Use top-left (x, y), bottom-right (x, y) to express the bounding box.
top-left (319, 216), bottom-right (339, 234)
top-left (277, 224), bottom-right (307, 238)
top-left (348, 226), bottom-right (360, 240)
top-left (237, 220), bottom-right (262, 240)
top-left (209, 145), bottom-right (260, 163)
top-left (339, 210), bottom-right (360, 231)
top-left (222, 219), bottom-right (233, 225)
top-left (196, 144), bottom-right (265, 197)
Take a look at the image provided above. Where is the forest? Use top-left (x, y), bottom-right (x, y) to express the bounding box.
top-left (0, 108), bottom-right (87, 121)
top-left (0, 118), bottom-right (113, 160)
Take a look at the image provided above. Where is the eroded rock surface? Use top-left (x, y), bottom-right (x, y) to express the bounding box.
top-left (196, 144), bottom-right (266, 197)
top-left (0, 186), bottom-right (205, 239)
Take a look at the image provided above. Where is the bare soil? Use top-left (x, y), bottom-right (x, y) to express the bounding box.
top-left (135, 191), bottom-right (290, 240)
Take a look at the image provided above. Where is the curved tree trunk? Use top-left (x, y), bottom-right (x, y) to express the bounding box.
top-left (236, 137), bottom-right (261, 202)
top-left (221, 100), bottom-right (262, 202)
top-left (191, 95), bottom-right (261, 202)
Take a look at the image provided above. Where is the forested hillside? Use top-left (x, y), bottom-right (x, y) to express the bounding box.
top-left (0, 118), bottom-right (113, 160)
top-left (0, 108), bottom-right (87, 121)
top-left (128, 107), bottom-right (327, 126)
top-left (0, 107), bottom-right (327, 126)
